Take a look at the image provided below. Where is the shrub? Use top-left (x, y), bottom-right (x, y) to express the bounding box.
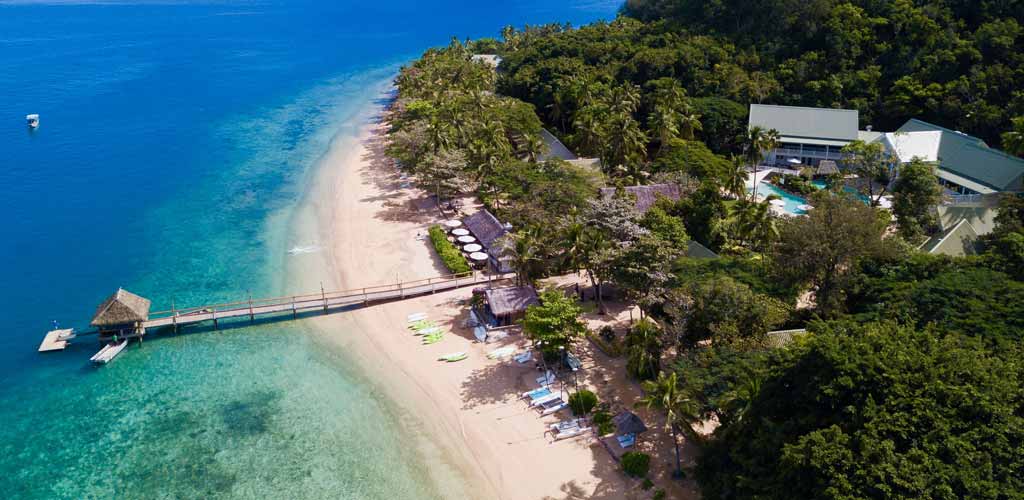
top-left (622, 451), bottom-right (651, 478)
top-left (653, 490), bottom-right (666, 500)
top-left (568, 390), bottom-right (598, 416)
top-left (428, 225), bottom-right (471, 274)
top-left (642, 478), bottom-right (655, 490)
top-left (597, 420), bottom-right (615, 436)
top-left (587, 330), bottom-right (624, 357)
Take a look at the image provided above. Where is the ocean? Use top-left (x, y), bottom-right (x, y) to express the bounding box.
top-left (0, 1), bottom-right (618, 498)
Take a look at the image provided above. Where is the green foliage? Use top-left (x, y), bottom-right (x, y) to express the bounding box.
top-left (652, 489), bottom-right (666, 500)
top-left (891, 158), bottom-right (942, 242)
top-left (779, 175), bottom-right (814, 196)
top-left (665, 276), bottom-right (789, 347)
top-left (675, 256), bottom-right (796, 301)
top-left (621, 452), bottom-right (651, 478)
top-left (672, 182), bottom-right (728, 251)
top-left (522, 289), bottom-right (586, 355)
top-left (840, 140), bottom-right (894, 206)
top-left (846, 254), bottom-right (1024, 341)
top-left (587, 330), bottom-right (624, 357)
top-left (774, 191), bottom-right (893, 316)
top-left (641, 478), bottom-right (654, 490)
top-left (568, 390), bottom-right (598, 416)
top-left (625, 319), bottom-right (663, 380)
top-left (638, 206), bottom-right (689, 251)
top-left (427, 225), bottom-right (471, 274)
top-left (674, 345), bottom-right (771, 422)
top-left (696, 321), bottom-right (1024, 499)
top-left (652, 139), bottom-right (730, 181)
top-left (597, 420), bottom-right (615, 436)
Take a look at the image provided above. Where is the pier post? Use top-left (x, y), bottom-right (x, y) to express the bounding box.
top-left (399, 281), bottom-right (404, 299)
top-left (363, 288), bottom-right (368, 306)
top-left (292, 296), bottom-right (297, 319)
top-left (171, 298), bottom-right (178, 334)
top-left (430, 277), bottom-right (435, 294)
top-left (321, 282), bottom-right (327, 314)
top-left (248, 292), bottom-right (254, 323)
top-left (212, 308), bottom-right (218, 330)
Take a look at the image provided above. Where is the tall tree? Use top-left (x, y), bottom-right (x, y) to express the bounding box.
top-left (775, 191), bottom-right (891, 316)
top-left (1001, 116), bottom-right (1024, 157)
top-left (891, 158), bottom-right (941, 242)
top-left (637, 371), bottom-right (701, 477)
top-left (522, 289), bottom-right (587, 356)
top-left (841, 140), bottom-right (895, 206)
top-left (745, 126), bottom-right (779, 200)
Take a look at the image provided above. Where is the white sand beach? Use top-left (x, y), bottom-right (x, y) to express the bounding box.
top-left (284, 104), bottom-right (697, 499)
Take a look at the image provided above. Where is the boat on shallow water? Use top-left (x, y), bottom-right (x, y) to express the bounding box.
top-left (26, 114), bottom-right (39, 128)
top-left (90, 340), bottom-right (128, 364)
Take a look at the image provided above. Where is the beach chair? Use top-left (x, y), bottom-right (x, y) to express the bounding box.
top-left (522, 386), bottom-right (552, 400)
top-left (539, 399), bottom-right (568, 416)
top-left (530, 392), bottom-right (562, 407)
top-left (422, 333), bottom-right (443, 345)
top-left (616, 433), bottom-right (636, 449)
top-left (536, 370), bottom-right (555, 386)
top-left (513, 351), bottom-right (533, 364)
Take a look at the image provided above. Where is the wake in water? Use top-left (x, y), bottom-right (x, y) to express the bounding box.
top-left (287, 244), bottom-right (322, 255)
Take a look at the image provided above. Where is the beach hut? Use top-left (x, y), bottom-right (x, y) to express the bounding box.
top-left (612, 411), bottom-right (648, 449)
top-left (91, 288), bottom-right (151, 341)
top-left (816, 160), bottom-right (840, 177)
top-left (480, 286), bottom-right (539, 326)
top-left (462, 209), bottom-right (514, 273)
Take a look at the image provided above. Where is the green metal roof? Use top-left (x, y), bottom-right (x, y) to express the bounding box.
top-left (749, 104), bottom-right (859, 142)
top-left (920, 218), bottom-right (980, 257)
top-left (897, 119), bottom-right (1024, 192)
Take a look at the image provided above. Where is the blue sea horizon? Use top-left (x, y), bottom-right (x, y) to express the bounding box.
top-left (0, 1), bottom-right (618, 497)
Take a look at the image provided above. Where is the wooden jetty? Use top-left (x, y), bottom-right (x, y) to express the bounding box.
top-left (40, 271), bottom-right (509, 363)
top-left (38, 328), bottom-right (75, 352)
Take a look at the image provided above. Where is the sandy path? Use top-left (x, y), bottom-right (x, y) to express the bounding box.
top-left (287, 110), bottom-right (638, 499)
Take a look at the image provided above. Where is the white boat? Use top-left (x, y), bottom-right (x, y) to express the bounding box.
top-left (26, 114), bottom-right (39, 128)
top-left (90, 340), bottom-right (128, 364)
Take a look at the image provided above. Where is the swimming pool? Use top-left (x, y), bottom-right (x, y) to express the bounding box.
top-left (750, 182), bottom-right (810, 215)
top-left (811, 180), bottom-right (872, 203)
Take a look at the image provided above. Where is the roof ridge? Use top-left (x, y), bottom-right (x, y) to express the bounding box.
top-left (751, 103), bottom-right (856, 114)
top-left (904, 118), bottom-right (985, 143)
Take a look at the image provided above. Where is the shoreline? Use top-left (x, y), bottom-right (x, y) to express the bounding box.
top-left (282, 90), bottom-right (643, 499)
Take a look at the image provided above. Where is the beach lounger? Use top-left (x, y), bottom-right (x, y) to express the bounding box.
top-left (616, 433), bottom-right (636, 449)
top-left (407, 312), bottom-right (428, 322)
top-left (522, 386), bottom-right (551, 400)
top-left (513, 351), bottom-right (533, 364)
top-left (415, 326), bottom-right (441, 336)
top-left (539, 399), bottom-right (569, 416)
top-left (422, 333), bottom-right (443, 345)
top-left (536, 370), bottom-right (555, 386)
top-left (530, 392), bottom-right (562, 407)
top-left (487, 346), bottom-right (515, 359)
top-left (409, 320), bottom-right (437, 331)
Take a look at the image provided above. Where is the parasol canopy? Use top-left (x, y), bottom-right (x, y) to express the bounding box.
top-left (463, 243), bottom-right (483, 252)
top-left (444, 220), bottom-right (463, 228)
top-left (451, 228), bottom-right (470, 236)
top-left (469, 252), bottom-right (489, 261)
top-left (457, 235), bottom-right (476, 244)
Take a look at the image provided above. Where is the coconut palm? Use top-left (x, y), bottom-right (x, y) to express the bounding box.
top-left (648, 104), bottom-right (680, 155)
top-left (746, 126), bottom-right (780, 199)
top-left (637, 372), bottom-right (701, 476)
top-left (724, 155), bottom-right (749, 201)
top-left (559, 209), bottom-right (586, 275)
top-left (720, 367), bottom-right (763, 426)
top-left (499, 229), bottom-right (542, 286)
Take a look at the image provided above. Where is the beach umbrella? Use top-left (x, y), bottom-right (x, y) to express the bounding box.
top-left (769, 199), bottom-right (786, 207)
top-left (451, 228), bottom-right (470, 236)
top-left (469, 252), bottom-right (489, 261)
top-left (457, 235), bottom-right (476, 244)
top-left (463, 243), bottom-right (483, 253)
top-left (444, 220), bottom-right (462, 228)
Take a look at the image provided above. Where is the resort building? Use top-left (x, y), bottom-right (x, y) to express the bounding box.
top-left (538, 128), bottom-right (602, 170)
top-left (748, 104), bottom-right (864, 167)
top-left (880, 119), bottom-right (1024, 200)
top-left (91, 288), bottom-right (150, 341)
top-left (462, 209), bottom-right (514, 273)
top-left (475, 286), bottom-right (539, 327)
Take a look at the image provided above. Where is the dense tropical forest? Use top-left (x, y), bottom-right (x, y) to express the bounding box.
top-left (386, 2), bottom-right (1024, 498)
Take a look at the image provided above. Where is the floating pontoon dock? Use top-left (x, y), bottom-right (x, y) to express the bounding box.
top-left (38, 328), bottom-right (75, 352)
top-left (41, 271), bottom-right (509, 363)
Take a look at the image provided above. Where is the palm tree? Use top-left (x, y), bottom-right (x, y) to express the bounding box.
top-left (500, 230), bottom-right (542, 286)
top-left (734, 196), bottom-right (778, 253)
top-left (720, 366), bottom-right (763, 426)
top-left (637, 372), bottom-right (701, 476)
top-left (1002, 116), bottom-right (1024, 157)
top-left (746, 126), bottom-right (780, 200)
top-left (648, 104), bottom-right (680, 155)
top-left (677, 100), bottom-right (703, 141)
top-left (560, 210), bottom-right (586, 275)
top-left (724, 155), bottom-right (749, 201)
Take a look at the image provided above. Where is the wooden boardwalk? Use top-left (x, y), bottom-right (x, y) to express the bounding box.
top-left (143, 271), bottom-right (507, 331)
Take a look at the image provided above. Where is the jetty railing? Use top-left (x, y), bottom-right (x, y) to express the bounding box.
top-left (143, 271), bottom-right (506, 330)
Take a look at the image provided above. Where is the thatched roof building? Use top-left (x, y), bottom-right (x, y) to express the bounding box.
top-left (816, 160), bottom-right (840, 176)
top-left (612, 411), bottom-right (648, 435)
top-left (483, 286), bottom-right (539, 321)
top-left (599, 184), bottom-right (682, 214)
top-left (463, 209), bottom-right (508, 249)
top-left (91, 288), bottom-right (151, 327)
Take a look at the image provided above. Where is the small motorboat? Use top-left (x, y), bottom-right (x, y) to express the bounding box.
top-left (26, 114), bottom-right (39, 128)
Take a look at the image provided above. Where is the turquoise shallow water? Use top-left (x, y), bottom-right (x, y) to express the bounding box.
top-left (0, 1), bottom-right (618, 498)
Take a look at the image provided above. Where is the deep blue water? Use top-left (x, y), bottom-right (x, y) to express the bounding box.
top-left (0, 1), bottom-right (618, 498)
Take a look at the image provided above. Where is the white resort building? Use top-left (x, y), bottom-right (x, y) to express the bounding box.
top-left (748, 104), bottom-right (877, 167)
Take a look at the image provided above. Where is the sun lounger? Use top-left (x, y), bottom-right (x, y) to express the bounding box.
top-left (616, 433), bottom-right (636, 448)
top-left (438, 352), bottom-right (467, 362)
top-left (536, 370), bottom-right (555, 386)
top-left (514, 351), bottom-right (533, 364)
top-left (540, 399), bottom-right (569, 416)
top-left (487, 346), bottom-right (515, 359)
top-left (407, 312), bottom-right (428, 322)
top-left (409, 320), bottom-right (437, 331)
top-left (550, 418), bottom-right (582, 434)
top-left (522, 386), bottom-right (551, 400)
top-left (415, 326), bottom-right (441, 336)
top-left (422, 333), bottom-right (443, 345)
top-left (530, 392), bottom-right (562, 407)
